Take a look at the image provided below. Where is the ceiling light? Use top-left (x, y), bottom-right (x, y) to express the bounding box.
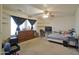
top-left (40, 10), bottom-right (44, 13)
top-left (43, 14), bottom-right (48, 18)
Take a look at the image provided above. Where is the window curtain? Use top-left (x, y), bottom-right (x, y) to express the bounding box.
top-left (12, 16), bottom-right (26, 34)
top-left (28, 19), bottom-right (36, 30)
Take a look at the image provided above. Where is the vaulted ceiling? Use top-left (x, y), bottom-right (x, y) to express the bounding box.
top-left (3, 4), bottom-right (79, 18)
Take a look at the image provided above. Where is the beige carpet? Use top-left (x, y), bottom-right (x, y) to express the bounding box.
top-left (19, 37), bottom-right (79, 55)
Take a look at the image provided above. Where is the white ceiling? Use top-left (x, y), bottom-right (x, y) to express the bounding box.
top-left (3, 4), bottom-right (79, 17)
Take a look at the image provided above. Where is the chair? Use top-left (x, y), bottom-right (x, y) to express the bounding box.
top-left (2, 37), bottom-right (20, 55)
top-left (10, 43), bottom-right (20, 55)
top-left (3, 42), bottom-right (11, 55)
top-left (3, 42), bottom-right (20, 55)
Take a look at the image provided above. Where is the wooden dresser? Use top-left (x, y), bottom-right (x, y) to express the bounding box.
top-left (18, 30), bottom-right (34, 43)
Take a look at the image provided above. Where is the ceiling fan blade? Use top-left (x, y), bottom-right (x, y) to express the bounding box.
top-left (28, 13), bottom-right (43, 17)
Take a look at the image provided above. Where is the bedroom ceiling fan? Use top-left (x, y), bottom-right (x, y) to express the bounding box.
top-left (42, 10), bottom-right (55, 18)
top-left (28, 9), bottom-right (55, 18)
top-left (28, 5), bottom-right (55, 18)
top-left (16, 4), bottom-right (55, 18)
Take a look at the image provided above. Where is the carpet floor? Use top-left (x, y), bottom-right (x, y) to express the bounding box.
top-left (19, 37), bottom-right (79, 55)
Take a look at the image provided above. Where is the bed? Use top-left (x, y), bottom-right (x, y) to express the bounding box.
top-left (47, 33), bottom-right (68, 43)
top-left (47, 33), bottom-right (76, 46)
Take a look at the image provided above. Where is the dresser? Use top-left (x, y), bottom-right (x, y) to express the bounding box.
top-left (18, 30), bottom-right (34, 43)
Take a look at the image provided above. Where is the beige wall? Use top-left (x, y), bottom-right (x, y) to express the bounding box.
top-left (75, 7), bottom-right (79, 35)
top-left (2, 13), bottom-right (11, 40)
top-left (37, 16), bottom-right (75, 32)
top-left (2, 7), bottom-right (28, 41)
top-left (0, 4), bottom-right (2, 53)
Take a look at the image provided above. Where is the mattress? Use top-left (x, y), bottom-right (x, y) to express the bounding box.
top-left (47, 33), bottom-right (68, 40)
top-left (47, 33), bottom-right (76, 46)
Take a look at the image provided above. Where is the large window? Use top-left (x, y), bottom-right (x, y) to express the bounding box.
top-left (26, 20), bottom-right (37, 30)
top-left (11, 17), bottom-right (37, 35)
top-left (11, 17), bottom-right (26, 35)
top-left (11, 17), bottom-right (17, 35)
top-left (26, 20), bottom-right (31, 30)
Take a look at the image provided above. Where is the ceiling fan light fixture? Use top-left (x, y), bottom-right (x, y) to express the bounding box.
top-left (40, 10), bottom-right (44, 13)
top-left (43, 14), bottom-right (49, 18)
